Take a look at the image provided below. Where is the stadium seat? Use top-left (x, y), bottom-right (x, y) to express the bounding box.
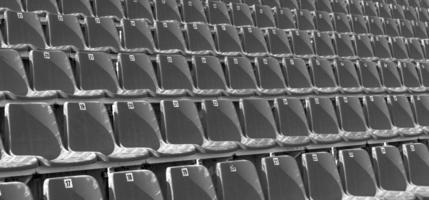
top-left (0, 182), bottom-right (33, 200)
top-left (261, 155), bottom-right (308, 200)
top-left (306, 97), bottom-right (343, 144)
top-left (336, 59), bottom-right (363, 93)
top-left (273, 98), bottom-right (311, 146)
top-left (302, 152), bottom-right (379, 200)
top-left (216, 160), bottom-right (265, 200)
top-left (86, 17), bottom-right (121, 52)
top-left (230, 3), bottom-right (254, 26)
top-left (109, 170), bottom-right (163, 200)
top-left (297, 9), bottom-right (315, 31)
top-left (214, 24), bottom-right (243, 55)
top-left (316, 0), bottom-right (332, 12)
top-left (334, 13), bottom-right (353, 34)
top-left (123, 0), bottom-right (153, 20)
top-left (191, 56), bottom-right (227, 96)
top-left (300, 0), bottom-right (316, 10)
top-left (121, 19), bottom-right (156, 53)
top-left (413, 21), bottom-right (428, 39)
top-left (275, 8), bottom-right (296, 30)
top-left (309, 58), bottom-right (339, 94)
top-left (379, 60), bottom-right (407, 93)
top-left (94, 0), bottom-right (124, 18)
top-left (155, 21), bottom-right (187, 54)
top-left (291, 30), bottom-right (315, 57)
top-left (349, 0), bottom-right (363, 15)
top-left (166, 165), bottom-right (217, 200)
top-left (185, 23), bottom-right (216, 54)
top-left (64, 102), bottom-right (150, 165)
top-left (266, 28), bottom-right (293, 57)
top-left (206, 1), bottom-right (231, 25)
top-left (402, 143), bottom-right (429, 189)
top-left (43, 176), bottom-right (104, 200)
top-left (355, 35), bottom-right (375, 59)
top-left (238, 99), bottom-right (278, 149)
top-left (280, 0), bottom-right (299, 9)
top-left (373, 36), bottom-right (393, 59)
top-left (363, 1), bottom-right (378, 16)
top-left (61, 0), bottom-right (93, 15)
top-left (314, 32), bottom-right (336, 58)
top-left (352, 15), bottom-right (369, 34)
top-left (419, 62), bottom-right (429, 88)
top-left (412, 95), bottom-right (429, 134)
top-left (391, 37), bottom-right (409, 60)
top-left (372, 146), bottom-right (429, 199)
top-left (161, 100), bottom-right (239, 153)
top-left (261, 0), bottom-right (281, 8)
top-left (335, 34), bottom-right (356, 58)
top-left (181, 0), bottom-right (207, 23)
top-left (407, 38), bottom-right (425, 60)
top-left (316, 11), bottom-right (334, 32)
top-left (400, 20), bottom-right (414, 38)
top-left (254, 57), bottom-right (287, 95)
top-left (156, 54), bottom-right (194, 96)
top-left (26, 0), bottom-right (58, 13)
top-left (3, 10), bottom-right (46, 49)
top-left (384, 18), bottom-right (400, 37)
top-left (358, 60), bottom-right (385, 93)
top-left (0, 0), bottom-right (22, 11)
top-left (154, 0), bottom-right (181, 21)
top-left (368, 16), bottom-right (385, 35)
top-left (336, 96), bottom-right (371, 141)
top-left (364, 96), bottom-right (399, 140)
top-left (5, 103), bottom-right (97, 171)
top-left (253, 5), bottom-right (276, 28)
top-left (113, 101), bottom-right (196, 157)
top-left (387, 96), bottom-right (422, 137)
top-left (224, 56), bottom-right (258, 96)
top-left (47, 14), bottom-right (86, 50)
top-left (282, 58), bottom-right (314, 94)
top-left (400, 62), bottom-right (425, 93)
top-left (339, 148), bottom-right (415, 200)
top-left (332, 0), bottom-right (348, 13)
top-left (241, 26), bottom-right (269, 56)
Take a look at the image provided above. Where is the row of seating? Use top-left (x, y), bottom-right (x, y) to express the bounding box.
top-left (0, 95), bottom-right (428, 176)
top-left (4, 143), bottom-right (429, 200)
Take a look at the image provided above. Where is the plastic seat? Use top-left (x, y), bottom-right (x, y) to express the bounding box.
top-left (86, 17), bottom-right (120, 52)
top-left (43, 176), bottom-right (103, 200)
top-left (154, 0), bottom-right (181, 21)
top-left (185, 23), bottom-right (216, 54)
top-left (282, 58), bottom-right (314, 94)
top-left (363, 1), bottom-right (378, 16)
top-left (373, 36), bottom-right (392, 59)
top-left (124, 0), bottom-right (154, 21)
top-left (280, 0), bottom-right (298, 9)
top-left (112, 101), bottom-right (196, 157)
top-left (214, 24), bottom-right (243, 55)
top-left (355, 35), bottom-right (375, 59)
top-left (339, 148), bottom-right (415, 200)
top-left (254, 57), bottom-right (287, 95)
top-left (372, 146), bottom-right (429, 199)
top-left (314, 32), bottom-right (336, 58)
top-left (5, 103), bottom-right (97, 172)
top-left (241, 26), bottom-right (268, 56)
top-left (266, 28), bottom-right (292, 57)
top-left (292, 30), bottom-right (315, 57)
top-left (336, 97), bottom-right (371, 141)
top-left (401, 62), bottom-right (425, 93)
top-left (297, 9), bottom-right (315, 31)
top-left (61, 0), bottom-right (92, 15)
top-left (261, 155), bottom-right (308, 200)
top-left (109, 170), bottom-right (163, 200)
top-left (65, 102), bottom-right (150, 165)
top-left (216, 160), bottom-right (265, 200)
top-left (400, 19), bottom-right (414, 38)
top-left (334, 13), bottom-right (352, 34)
top-left (302, 152), bottom-right (379, 200)
top-left (405, 7), bottom-right (418, 21)
top-left (26, 0), bottom-right (58, 13)
top-left (384, 18), bottom-right (400, 37)
top-left (391, 37), bottom-right (409, 60)
top-left (156, 54), bottom-right (193, 96)
top-left (0, 182), bottom-right (33, 200)
top-left (224, 57), bottom-right (258, 96)
top-left (275, 8), bottom-right (296, 30)
top-left (161, 100), bottom-right (238, 154)
top-left (407, 38), bottom-right (425, 60)
top-left (316, 11), bottom-right (334, 32)
top-left (363, 96), bottom-right (398, 140)
top-left (300, 0), bottom-right (316, 10)
top-left (316, 0), bottom-right (333, 12)
top-left (307, 97), bottom-right (343, 144)
top-left (352, 15), bottom-right (369, 34)
top-left (413, 21), bottom-right (428, 39)
top-left (379, 60), bottom-right (406, 93)
top-left (273, 98), bottom-right (311, 146)
top-left (0, 0), bottom-right (22, 11)
top-left (402, 143), bottom-right (429, 188)
top-left (336, 59), bottom-right (362, 93)
top-left (392, 4), bottom-right (406, 19)
top-left (3, 10), bottom-right (46, 49)
top-left (310, 58), bottom-right (339, 94)
top-left (253, 5), bottom-right (276, 28)
top-left (388, 96), bottom-right (422, 137)
top-left (155, 21), bottom-right (187, 54)
top-left (47, 13), bottom-right (86, 50)
top-left (180, 0), bottom-right (206, 23)
top-left (230, 3), bottom-right (254, 26)
top-left (206, 1), bottom-right (231, 25)
top-left (191, 56), bottom-right (227, 96)
top-left (261, 0), bottom-right (280, 8)
top-left (335, 34), bottom-right (356, 59)
top-left (239, 99), bottom-right (279, 149)
top-left (412, 95), bottom-right (429, 133)
top-left (122, 19), bottom-right (155, 53)
top-left (167, 165), bottom-right (217, 200)
top-left (368, 16), bottom-right (384, 35)
top-left (94, 0), bottom-right (123, 18)
top-left (358, 60), bottom-right (384, 93)
top-left (118, 53), bottom-right (159, 97)
top-left (349, 0), bottom-right (363, 15)
top-left (419, 8), bottom-right (429, 22)
top-left (332, 0), bottom-right (348, 13)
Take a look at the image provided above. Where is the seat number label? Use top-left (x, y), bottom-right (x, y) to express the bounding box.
top-left (181, 168), bottom-right (189, 177)
top-left (126, 173), bottom-right (134, 182)
top-left (273, 158), bottom-right (280, 166)
top-left (230, 165), bottom-right (237, 172)
top-left (312, 154), bottom-right (318, 161)
top-left (64, 179), bottom-right (73, 189)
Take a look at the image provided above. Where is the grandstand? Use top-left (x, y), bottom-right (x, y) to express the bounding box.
top-left (1, 0), bottom-right (429, 199)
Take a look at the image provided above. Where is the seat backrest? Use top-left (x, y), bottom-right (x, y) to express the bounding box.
top-left (255, 57), bottom-right (286, 90)
top-left (387, 96), bottom-right (416, 128)
top-left (43, 175), bottom-right (104, 200)
top-left (225, 57), bottom-right (258, 91)
top-left (61, 0), bottom-right (93, 16)
top-left (283, 58), bottom-right (312, 89)
top-left (307, 97), bottom-right (340, 135)
top-left (239, 99), bottom-right (278, 139)
top-left (412, 95), bottom-right (429, 126)
top-left (358, 60), bottom-right (383, 89)
top-left (26, 0), bottom-right (58, 13)
top-left (402, 143), bottom-right (429, 186)
top-left (274, 98), bottom-right (310, 137)
top-left (109, 170), bottom-right (163, 200)
top-left (336, 96), bottom-right (367, 132)
top-left (0, 49), bottom-right (30, 96)
top-left (5, 103), bottom-right (62, 160)
top-left (47, 13), bottom-right (86, 50)
top-left (336, 59), bottom-right (361, 89)
top-left (122, 19), bottom-right (156, 52)
top-left (86, 17), bottom-right (121, 50)
top-left (94, 0), bottom-right (124, 18)
top-left (157, 54), bottom-right (194, 91)
top-left (192, 56), bottom-right (227, 91)
top-left (117, 53), bottom-right (158, 92)
top-left (0, 182), bottom-right (33, 200)
top-left (113, 101), bottom-right (162, 150)
top-left (124, 0), bottom-right (153, 20)
top-left (5, 10), bottom-right (46, 49)
top-left (216, 160), bottom-right (265, 200)
top-left (364, 96), bottom-right (393, 130)
top-left (167, 165), bottom-right (217, 200)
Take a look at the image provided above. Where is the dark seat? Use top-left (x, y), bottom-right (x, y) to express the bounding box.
top-left (206, 1), bottom-right (231, 25)
top-left (214, 24), bottom-right (243, 55)
top-left (291, 30), bottom-right (315, 57)
top-left (261, 155), bottom-right (308, 200)
top-left (155, 21), bottom-right (187, 54)
top-left (282, 58), bottom-right (314, 94)
top-left (0, 182), bottom-right (33, 200)
top-left (332, 0), bottom-right (348, 13)
top-left (388, 96), bottom-right (422, 137)
top-left (47, 13), bottom-right (86, 50)
top-left (336, 96), bottom-right (371, 141)
top-left (124, 0), bottom-right (153, 21)
top-left (412, 95), bottom-right (429, 134)
top-left (4, 10), bottom-right (46, 49)
top-left (275, 8), bottom-right (296, 30)
top-left (266, 28), bottom-right (293, 57)
top-left (43, 176), bottom-right (104, 200)
top-left (315, 11), bottom-right (334, 32)
top-left (181, 0), bottom-right (206, 23)
top-left (274, 98), bottom-right (311, 146)
top-left (379, 60), bottom-right (407, 93)
top-left (166, 165), bottom-right (217, 200)
top-left (5, 103), bottom-right (97, 172)
top-left (86, 17), bottom-right (121, 52)
top-left (216, 160), bottom-right (265, 200)
top-left (230, 3), bottom-right (254, 26)
top-left (25, 0), bottom-right (58, 13)
top-left (122, 19), bottom-right (156, 53)
top-left (156, 54), bottom-right (194, 96)
top-left (65, 102), bottom-right (150, 165)
top-left (161, 100), bottom-right (238, 153)
top-left (364, 96), bottom-right (398, 140)
top-left (309, 58), bottom-right (339, 94)
top-left (297, 9), bottom-right (315, 31)
top-left (336, 59), bottom-right (363, 93)
top-left (154, 0), bottom-right (181, 22)
top-left (355, 35), bottom-right (375, 59)
top-left (349, 0), bottom-right (363, 15)
top-left (238, 99), bottom-right (279, 149)
top-left (94, 0), bottom-right (124, 18)
top-left (0, 0), bottom-right (22, 11)
top-left (185, 23), bottom-right (216, 54)
top-left (391, 37), bottom-right (409, 60)
top-left (253, 5), bottom-right (276, 28)
top-left (407, 38), bottom-right (425, 60)
top-left (316, 0), bottom-right (332, 12)
top-left (384, 18), bottom-right (400, 37)
top-left (109, 170), bottom-right (164, 200)
top-left (113, 101), bottom-right (196, 157)
top-left (335, 33), bottom-right (356, 59)
top-left (368, 16), bottom-right (385, 35)
top-left (358, 60), bottom-right (385, 93)
top-left (192, 56), bottom-right (227, 96)
top-left (224, 56), bottom-right (258, 96)
top-left (314, 32), bottom-right (336, 58)
top-left (61, 0), bottom-right (93, 16)
top-left (339, 148), bottom-right (415, 200)
top-left (352, 15), bottom-right (369, 34)
top-left (241, 26), bottom-right (268, 56)
top-left (254, 57), bottom-right (287, 95)
top-left (402, 143), bottom-right (429, 190)
top-left (334, 13), bottom-right (352, 34)
top-left (307, 97), bottom-right (343, 144)
top-left (300, 0), bottom-right (316, 10)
